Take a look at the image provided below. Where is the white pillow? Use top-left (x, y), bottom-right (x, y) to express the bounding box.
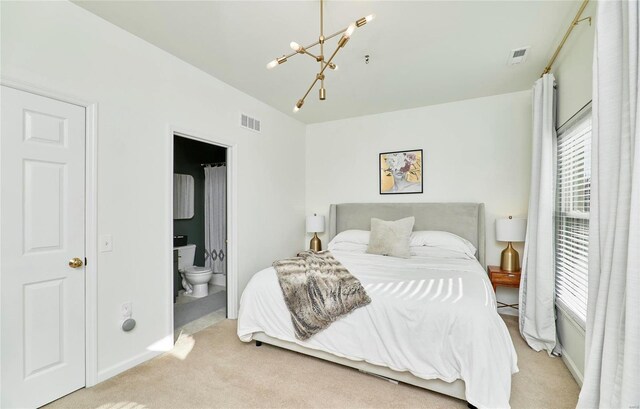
top-left (411, 246), bottom-right (475, 260)
top-left (366, 217), bottom-right (415, 258)
top-left (327, 242), bottom-right (368, 254)
top-left (410, 231), bottom-right (477, 258)
top-left (328, 230), bottom-right (370, 246)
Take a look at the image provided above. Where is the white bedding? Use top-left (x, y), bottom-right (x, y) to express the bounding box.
top-left (237, 251), bottom-right (518, 409)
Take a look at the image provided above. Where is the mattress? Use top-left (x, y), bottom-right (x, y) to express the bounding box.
top-left (237, 251), bottom-right (518, 409)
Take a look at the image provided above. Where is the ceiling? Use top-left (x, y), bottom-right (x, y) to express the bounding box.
top-left (73, 1), bottom-right (580, 124)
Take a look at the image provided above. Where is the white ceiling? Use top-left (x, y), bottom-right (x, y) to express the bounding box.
top-left (73, 0), bottom-right (580, 124)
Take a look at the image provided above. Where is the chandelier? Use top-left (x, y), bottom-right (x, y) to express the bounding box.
top-left (266, 0), bottom-right (375, 112)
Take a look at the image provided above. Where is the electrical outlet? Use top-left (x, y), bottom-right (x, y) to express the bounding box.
top-left (121, 302), bottom-right (132, 319)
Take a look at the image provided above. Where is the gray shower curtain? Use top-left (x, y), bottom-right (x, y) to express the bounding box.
top-left (204, 165), bottom-right (226, 275)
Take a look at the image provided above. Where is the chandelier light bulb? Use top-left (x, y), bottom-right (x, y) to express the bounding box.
top-left (356, 13), bottom-right (375, 27)
top-left (345, 23), bottom-right (356, 38)
top-left (290, 41), bottom-right (302, 52)
top-left (293, 105), bottom-right (300, 112)
top-left (329, 62), bottom-right (338, 70)
top-left (266, 56), bottom-right (288, 70)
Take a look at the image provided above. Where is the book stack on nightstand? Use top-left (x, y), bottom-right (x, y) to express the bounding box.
top-left (488, 265), bottom-right (521, 310)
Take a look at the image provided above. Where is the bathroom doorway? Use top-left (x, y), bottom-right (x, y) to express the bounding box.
top-left (172, 134), bottom-right (227, 334)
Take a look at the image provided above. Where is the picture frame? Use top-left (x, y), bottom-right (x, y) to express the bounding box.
top-left (379, 149), bottom-right (423, 195)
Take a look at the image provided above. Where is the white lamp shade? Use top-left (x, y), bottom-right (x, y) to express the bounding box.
top-left (306, 215), bottom-right (325, 233)
top-left (496, 217), bottom-right (527, 242)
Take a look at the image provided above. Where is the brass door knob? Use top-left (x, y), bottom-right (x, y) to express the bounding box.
top-left (69, 257), bottom-right (84, 268)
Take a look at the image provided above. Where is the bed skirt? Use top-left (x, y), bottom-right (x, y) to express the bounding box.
top-left (252, 332), bottom-right (467, 401)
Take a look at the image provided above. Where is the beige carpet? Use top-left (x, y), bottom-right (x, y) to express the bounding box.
top-left (47, 316), bottom-right (579, 409)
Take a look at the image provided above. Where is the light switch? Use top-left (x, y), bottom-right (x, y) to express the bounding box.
top-left (100, 234), bottom-right (113, 252)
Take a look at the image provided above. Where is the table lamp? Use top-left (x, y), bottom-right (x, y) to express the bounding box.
top-left (496, 216), bottom-right (527, 271)
top-left (306, 214), bottom-right (325, 252)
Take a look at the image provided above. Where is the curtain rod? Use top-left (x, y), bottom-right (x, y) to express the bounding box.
top-left (541, 0), bottom-right (591, 77)
top-left (201, 162), bottom-right (226, 167)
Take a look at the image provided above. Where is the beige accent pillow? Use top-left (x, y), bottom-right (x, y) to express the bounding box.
top-left (366, 217), bottom-right (415, 258)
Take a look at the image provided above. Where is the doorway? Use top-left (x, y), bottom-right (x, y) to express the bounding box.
top-left (172, 135), bottom-right (228, 335)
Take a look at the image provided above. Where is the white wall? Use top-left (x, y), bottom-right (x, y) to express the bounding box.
top-left (553, 1), bottom-right (596, 126)
top-left (305, 91), bottom-right (532, 311)
top-left (1, 1), bottom-right (306, 382)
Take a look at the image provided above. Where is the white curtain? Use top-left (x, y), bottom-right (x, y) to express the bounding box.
top-left (578, 1), bottom-right (639, 407)
top-left (204, 165), bottom-right (227, 274)
top-left (519, 73), bottom-right (559, 355)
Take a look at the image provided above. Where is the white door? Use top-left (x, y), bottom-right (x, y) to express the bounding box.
top-left (1, 86), bottom-right (86, 408)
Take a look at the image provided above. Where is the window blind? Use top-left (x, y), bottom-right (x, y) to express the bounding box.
top-left (555, 106), bottom-right (592, 328)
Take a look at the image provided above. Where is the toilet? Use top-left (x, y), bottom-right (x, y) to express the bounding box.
top-left (175, 244), bottom-right (213, 298)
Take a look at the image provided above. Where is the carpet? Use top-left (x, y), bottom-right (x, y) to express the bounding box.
top-left (47, 315), bottom-right (579, 408)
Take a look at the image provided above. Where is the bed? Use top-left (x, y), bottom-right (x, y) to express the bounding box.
top-left (237, 203), bottom-right (518, 408)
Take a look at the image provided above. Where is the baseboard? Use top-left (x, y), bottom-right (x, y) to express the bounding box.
top-left (96, 349), bottom-right (162, 384)
top-left (560, 344), bottom-right (584, 387)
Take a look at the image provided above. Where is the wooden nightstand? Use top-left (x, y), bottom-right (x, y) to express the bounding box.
top-left (488, 265), bottom-right (521, 310)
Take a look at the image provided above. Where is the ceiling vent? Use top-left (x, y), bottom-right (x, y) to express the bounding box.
top-left (240, 113), bottom-right (261, 132)
top-left (508, 47), bottom-right (530, 65)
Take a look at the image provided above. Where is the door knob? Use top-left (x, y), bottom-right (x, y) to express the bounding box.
top-left (69, 257), bottom-right (84, 268)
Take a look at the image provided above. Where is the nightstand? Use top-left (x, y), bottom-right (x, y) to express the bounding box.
top-left (488, 265), bottom-right (521, 310)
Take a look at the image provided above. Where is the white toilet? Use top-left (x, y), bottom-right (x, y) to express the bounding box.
top-left (175, 244), bottom-right (213, 298)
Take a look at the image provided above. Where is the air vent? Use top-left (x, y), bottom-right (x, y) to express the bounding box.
top-left (507, 46), bottom-right (531, 65)
top-left (240, 113), bottom-right (261, 132)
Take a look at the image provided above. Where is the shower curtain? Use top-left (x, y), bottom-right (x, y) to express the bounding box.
top-left (204, 165), bottom-right (226, 275)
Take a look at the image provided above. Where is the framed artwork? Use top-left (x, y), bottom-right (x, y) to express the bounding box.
top-left (379, 149), bottom-right (423, 194)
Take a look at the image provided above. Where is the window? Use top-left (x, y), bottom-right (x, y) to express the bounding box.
top-left (555, 105), bottom-right (591, 328)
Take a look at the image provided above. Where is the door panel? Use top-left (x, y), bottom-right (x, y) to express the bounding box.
top-left (24, 109), bottom-right (68, 146)
top-left (1, 86), bottom-right (86, 408)
top-left (24, 278), bottom-right (65, 379)
top-left (24, 160), bottom-right (65, 252)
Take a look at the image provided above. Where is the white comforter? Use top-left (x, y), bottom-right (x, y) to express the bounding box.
top-left (237, 251), bottom-right (518, 408)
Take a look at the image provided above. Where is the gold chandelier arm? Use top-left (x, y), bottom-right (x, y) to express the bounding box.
top-left (271, 22), bottom-right (355, 65)
top-left (296, 40), bottom-right (344, 105)
top-left (300, 48), bottom-right (336, 70)
top-left (320, 0), bottom-right (324, 72)
top-left (301, 48), bottom-right (321, 61)
top-left (300, 76), bottom-right (321, 103)
top-left (318, 40), bottom-right (342, 76)
top-left (306, 27), bottom-right (348, 50)
top-left (272, 46), bottom-right (336, 70)
top-left (320, 0), bottom-right (324, 37)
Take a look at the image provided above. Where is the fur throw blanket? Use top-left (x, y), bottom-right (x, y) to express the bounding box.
top-left (273, 251), bottom-right (371, 340)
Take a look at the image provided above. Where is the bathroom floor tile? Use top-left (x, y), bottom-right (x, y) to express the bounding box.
top-left (175, 284), bottom-right (225, 305)
top-left (174, 307), bottom-right (226, 341)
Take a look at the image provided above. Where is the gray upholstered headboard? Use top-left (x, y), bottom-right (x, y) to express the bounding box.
top-left (328, 203), bottom-right (486, 267)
